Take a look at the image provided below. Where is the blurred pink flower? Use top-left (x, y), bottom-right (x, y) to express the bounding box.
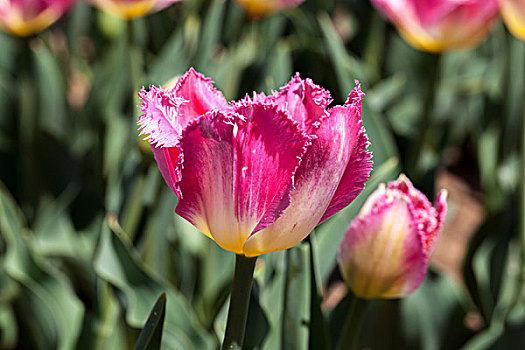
top-left (370, 0), bottom-right (499, 52)
top-left (500, 0), bottom-right (525, 40)
top-left (138, 68), bottom-right (372, 256)
top-left (90, 0), bottom-right (181, 19)
top-left (0, 0), bottom-right (76, 36)
top-left (234, 0), bottom-right (304, 17)
top-left (338, 175), bottom-right (447, 299)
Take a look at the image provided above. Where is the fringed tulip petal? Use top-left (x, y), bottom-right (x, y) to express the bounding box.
top-left (338, 175), bottom-right (448, 299)
top-left (138, 69), bottom-right (228, 148)
top-left (243, 84), bottom-right (372, 257)
top-left (151, 146), bottom-right (181, 197)
top-left (173, 68), bottom-right (229, 121)
top-left (273, 74), bottom-right (332, 134)
top-left (174, 113), bottom-right (239, 250)
top-left (233, 103), bottom-right (310, 235)
top-left (371, 0), bottom-right (499, 52)
top-left (175, 106), bottom-right (310, 254)
top-left (319, 85), bottom-right (373, 224)
top-left (138, 86), bottom-right (187, 148)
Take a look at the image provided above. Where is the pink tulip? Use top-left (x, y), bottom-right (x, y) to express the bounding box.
top-left (138, 69), bottom-right (372, 256)
top-left (90, 0), bottom-right (181, 19)
top-left (500, 0), bottom-right (525, 41)
top-left (370, 0), bottom-right (499, 52)
top-left (0, 0), bottom-right (76, 36)
top-left (234, 0), bottom-right (304, 17)
top-left (338, 175), bottom-right (447, 299)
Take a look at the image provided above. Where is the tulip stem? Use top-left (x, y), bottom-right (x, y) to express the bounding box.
top-left (408, 52), bottom-right (442, 179)
top-left (521, 90), bottom-right (525, 278)
top-left (337, 296), bottom-right (368, 350)
top-left (222, 254), bottom-right (257, 350)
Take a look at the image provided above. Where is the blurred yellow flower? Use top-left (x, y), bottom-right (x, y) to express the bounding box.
top-left (234, 0), bottom-right (304, 17)
top-left (91, 0), bottom-right (181, 19)
top-left (500, 0), bottom-right (525, 41)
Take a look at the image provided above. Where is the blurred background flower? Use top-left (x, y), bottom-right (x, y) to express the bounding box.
top-left (338, 175), bottom-right (447, 299)
top-left (0, 0), bottom-right (76, 36)
top-left (234, 0), bottom-right (304, 17)
top-left (370, 0), bottom-right (500, 52)
top-left (500, 0), bottom-right (525, 40)
top-left (90, 0), bottom-right (181, 19)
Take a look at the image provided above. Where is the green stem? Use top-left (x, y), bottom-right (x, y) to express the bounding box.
top-left (222, 255), bottom-right (257, 350)
top-left (336, 297), bottom-right (368, 350)
top-left (521, 84), bottom-right (525, 283)
top-left (408, 52), bottom-right (442, 179)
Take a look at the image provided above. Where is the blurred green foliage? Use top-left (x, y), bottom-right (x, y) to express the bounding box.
top-left (0, 0), bottom-right (524, 349)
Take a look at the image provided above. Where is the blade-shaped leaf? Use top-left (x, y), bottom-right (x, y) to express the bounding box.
top-left (134, 293), bottom-right (167, 350)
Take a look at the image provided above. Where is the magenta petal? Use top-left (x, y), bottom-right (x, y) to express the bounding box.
top-left (319, 85), bottom-right (373, 224)
top-left (174, 113), bottom-right (238, 249)
top-left (151, 146), bottom-right (181, 197)
top-left (243, 85), bottom-right (370, 257)
top-left (427, 189), bottom-right (448, 254)
top-left (175, 105), bottom-right (310, 254)
top-left (174, 68), bottom-right (229, 120)
top-left (273, 74), bottom-right (332, 134)
top-left (138, 86), bottom-right (187, 147)
top-left (235, 103), bottom-right (311, 236)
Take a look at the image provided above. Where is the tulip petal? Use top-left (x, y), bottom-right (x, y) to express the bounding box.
top-left (428, 189), bottom-right (448, 254)
top-left (243, 85), bottom-right (371, 257)
top-left (338, 197), bottom-right (427, 299)
top-left (234, 103), bottom-right (311, 236)
top-left (138, 86), bottom-right (188, 148)
top-left (151, 146), bottom-right (182, 197)
top-left (174, 68), bottom-right (229, 121)
top-left (387, 175), bottom-right (447, 256)
top-left (273, 74), bottom-right (332, 134)
top-left (319, 85), bottom-right (373, 224)
top-left (175, 105), bottom-right (310, 255)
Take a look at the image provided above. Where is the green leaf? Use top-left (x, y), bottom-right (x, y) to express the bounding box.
top-left (32, 39), bottom-right (67, 139)
top-left (94, 217), bottom-right (215, 349)
top-left (134, 293), bottom-right (167, 350)
top-left (282, 244), bottom-right (311, 350)
top-left (0, 182), bottom-right (84, 350)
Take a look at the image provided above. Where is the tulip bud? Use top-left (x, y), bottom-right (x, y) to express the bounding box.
top-left (338, 175), bottom-right (447, 299)
top-left (234, 0), bottom-right (304, 18)
top-left (370, 0), bottom-right (499, 52)
top-left (500, 0), bottom-right (525, 41)
top-left (90, 0), bottom-right (181, 19)
top-left (0, 0), bottom-right (76, 36)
